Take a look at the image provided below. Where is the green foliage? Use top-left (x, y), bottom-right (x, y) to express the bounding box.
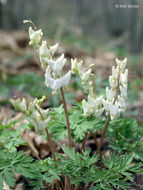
top-left (0, 118), bottom-right (27, 152)
top-left (107, 118), bottom-right (143, 161)
top-left (56, 147), bottom-right (143, 189)
top-left (32, 158), bottom-right (61, 189)
top-left (57, 147), bottom-right (99, 185)
top-left (48, 105), bottom-right (104, 142)
top-left (7, 72), bottom-right (49, 98)
top-left (0, 150), bottom-right (35, 189)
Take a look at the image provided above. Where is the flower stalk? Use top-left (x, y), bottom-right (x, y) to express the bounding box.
top-left (97, 63), bottom-right (121, 160)
top-left (60, 87), bottom-right (72, 147)
top-left (35, 105), bottom-right (56, 160)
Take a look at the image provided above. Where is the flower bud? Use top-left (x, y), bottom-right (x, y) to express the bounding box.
top-left (29, 26), bottom-right (43, 49)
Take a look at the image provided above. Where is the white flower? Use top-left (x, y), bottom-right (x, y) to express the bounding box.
top-left (10, 98), bottom-right (21, 109)
top-left (120, 69), bottom-right (128, 85)
top-left (28, 98), bottom-right (37, 113)
top-left (82, 99), bottom-right (91, 117)
top-left (50, 43), bottom-right (59, 55)
top-left (82, 95), bottom-right (104, 118)
top-left (120, 58), bottom-right (127, 71)
top-left (112, 66), bottom-right (119, 80)
top-left (71, 58), bottom-right (82, 74)
top-left (106, 87), bottom-right (116, 102)
top-left (118, 96), bottom-right (126, 111)
top-left (109, 102), bottom-right (120, 120)
top-left (120, 85), bottom-right (127, 99)
top-left (88, 83), bottom-right (94, 97)
top-left (39, 41), bottom-right (49, 57)
top-left (10, 98), bottom-right (27, 113)
top-left (94, 108), bottom-right (104, 118)
top-left (94, 95), bottom-right (103, 107)
top-left (29, 26), bottom-right (43, 48)
top-left (31, 117), bottom-right (50, 134)
top-left (45, 70), bottom-right (71, 89)
top-left (109, 75), bottom-right (117, 88)
top-left (39, 41), bottom-right (59, 68)
top-left (116, 58), bottom-right (127, 72)
top-left (80, 69), bottom-right (91, 82)
top-left (102, 99), bottom-right (110, 112)
top-left (116, 58), bottom-right (121, 66)
top-left (19, 98), bottom-right (27, 113)
top-left (45, 54), bottom-right (66, 73)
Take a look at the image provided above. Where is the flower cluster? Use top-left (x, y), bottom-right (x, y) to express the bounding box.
top-left (71, 58), bottom-right (104, 118)
top-left (102, 58), bottom-right (128, 120)
top-left (71, 58), bottom-right (92, 94)
top-left (10, 96), bottom-right (50, 133)
top-left (27, 22), bottom-right (71, 91)
top-left (25, 21), bottom-right (128, 121)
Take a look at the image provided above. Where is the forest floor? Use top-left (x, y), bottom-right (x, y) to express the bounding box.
top-left (0, 30), bottom-right (143, 190)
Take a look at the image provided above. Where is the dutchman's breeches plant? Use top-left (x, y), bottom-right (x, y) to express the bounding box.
top-left (4, 20), bottom-right (143, 190)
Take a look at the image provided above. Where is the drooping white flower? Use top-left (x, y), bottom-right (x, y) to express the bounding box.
top-left (112, 66), bottom-right (119, 80)
top-left (94, 95), bottom-right (103, 108)
top-left (10, 98), bottom-right (27, 113)
top-left (19, 98), bottom-right (27, 113)
top-left (102, 58), bottom-right (128, 119)
top-left (120, 85), bottom-right (127, 99)
top-left (118, 96), bottom-right (126, 111)
top-left (120, 69), bottom-right (128, 85)
top-left (80, 69), bottom-right (91, 82)
top-left (109, 75), bottom-right (117, 88)
top-left (31, 117), bottom-right (50, 134)
top-left (109, 102), bottom-right (120, 120)
top-left (82, 99), bottom-right (91, 117)
top-left (50, 43), bottom-right (59, 55)
top-left (94, 107), bottom-right (104, 118)
top-left (82, 95), bottom-right (104, 118)
top-left (39, 41), bottom-right (59, 68)
top-left (120, 58), bottom-right (127, 72)
top-left (115, 58), bottom-right (121, 66)
top-left (29, 26), bottom-right (43, 48)
top-left (45, 54), bottom-right (66, 73)
top-left (71, 58), bottom-right (82, 75)
top-left (102, 99), bottom-right (110, 113)
top-left (106, 87), bottom-right (116, 102)
top-left (45, 70), bottom-right (72, 90)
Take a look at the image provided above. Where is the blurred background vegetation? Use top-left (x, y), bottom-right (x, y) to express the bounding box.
top-left (1, 0), bottom-right (143, 53)
top-left (0, 0), bottom-right (143, 126)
